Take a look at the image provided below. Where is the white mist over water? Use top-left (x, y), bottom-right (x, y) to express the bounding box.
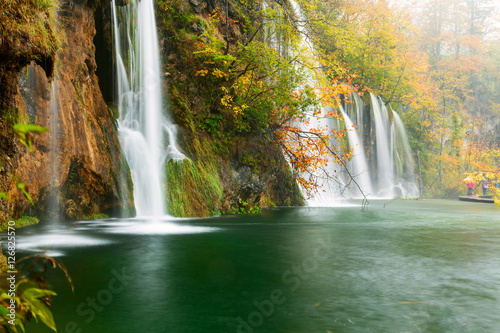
top-left (112, 0), bottom-right (184, 218)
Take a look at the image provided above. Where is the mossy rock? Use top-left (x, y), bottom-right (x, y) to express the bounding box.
top-left (84, 213), bottom-right (110, 220)
top-left (1, 216), bottom-right (39, 231)
top-left (166, 158), bottom-right (223, 217)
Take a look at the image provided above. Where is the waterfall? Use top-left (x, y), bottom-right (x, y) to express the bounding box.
top-left (49, 80), bottom-right (60, 222)
top-left (393, 112), bottom-right (420, 197)
top-left (370, 93), bottom-right (395, 197)
top-left (288, 0), bottom-right (345, 205)
top-left (287, 1), bottom-right (418, 204)
top-left (343, 95), bottom-right (419, 199)
top-left (340, 106), bottom-right (373, 196)
top-left (350, 93), bottom-right (365, 140)
top-left (112, 0), bottom-right (184, 218)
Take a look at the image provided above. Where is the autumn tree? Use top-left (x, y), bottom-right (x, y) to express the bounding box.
top-left (410, 0), bottom-right (500, 197)
top-left (160, 0), bottom-right (364, 199)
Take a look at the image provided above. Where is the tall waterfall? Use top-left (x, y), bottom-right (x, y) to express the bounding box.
top-left (112, 0), bottom-right (184, 218)
top-left (49, 80), bottom-right (60, 221)
top-left (288, 0), bottom-right (419, 203)
top-left (393, 111), bottom-right (420, 197)
top-left (370, 93), bottom-right (395, 197)
top-left (340, 106), bottom-right (373, 197)
top-left (351, 94), bottom-right (419, 198)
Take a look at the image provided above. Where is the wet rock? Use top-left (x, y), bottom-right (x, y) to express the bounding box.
top-left (217, 141), bottom-right (305, 213)
top-left (0, 1), bottom-right (133, 221)
top-left (65, 199), bottom-right (78, 220)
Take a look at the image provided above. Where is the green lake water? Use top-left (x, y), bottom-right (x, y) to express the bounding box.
top-left (13, 200), bottom-right (500, 332)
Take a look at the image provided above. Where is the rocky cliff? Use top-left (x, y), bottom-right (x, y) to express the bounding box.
top-left (0, 0), bottom-right (304, 221)
top-left (0, 0), bottom-right (132, 221)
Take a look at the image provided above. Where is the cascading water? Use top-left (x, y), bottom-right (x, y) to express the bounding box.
top-left (370, 93), bottom-right (395, 197)
top-left (340, 106), bottom-right (373, 196)
top-left (49, 80), bottom-right (61, 222)
top-left (112, 0), bottom-right (184, 218)
top-left (287, 1), bottom-right (419, 203)
top-left (393, 112), bottom-right (420, 197)
top-left (353, 93), bottom-right (365, 137)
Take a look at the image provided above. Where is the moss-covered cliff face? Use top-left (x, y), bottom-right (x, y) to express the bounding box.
top-left (156, 0), bottom-right (305, 216)
top-left (0, 0), bottom-right (133, 221)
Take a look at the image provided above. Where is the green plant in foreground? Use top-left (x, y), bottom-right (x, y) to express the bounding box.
top-left (0, 255), bottom-right (73, 332)
top-left (0, 280), bottom-right (57, 331)
top-left (0, 118), bottom-right (61, 331)
top-left (12, 124), bottom-right (49, 153)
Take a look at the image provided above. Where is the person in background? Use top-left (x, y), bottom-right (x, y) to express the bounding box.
top-left (482, 178), bottom-right (489, 196)
top-left (467, 178), bottom-right (474, 196)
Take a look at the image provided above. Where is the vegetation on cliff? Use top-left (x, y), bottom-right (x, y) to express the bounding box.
top-left (0, 0), bottom-right (60, 77)
top-left (156, 0), bottom-right (307, 215)
top-left (155, 0), bottom-right (372, 215)
top-left (153, 0), bottom-right (499, 214)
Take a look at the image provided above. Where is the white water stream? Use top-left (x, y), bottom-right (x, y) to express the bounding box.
top-left (111, 0), bottom-right (184, 218)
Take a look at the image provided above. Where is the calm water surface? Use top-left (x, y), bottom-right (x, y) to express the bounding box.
top-left (13, 200), bottom-right (500, 332)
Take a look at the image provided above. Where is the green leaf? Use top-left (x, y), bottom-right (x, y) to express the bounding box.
top-left (12, 124), bottom-right (49, 134)
top-left (13, 313), bottom-right (26, 333)
top-left (21, 288), bottom-right (57, 332)
top-left (12, 123), bottom-right (49, 153)
top-left (22, 288), bottom-right (57, 299)
top-left (0, 305), bottom-right (9, 315)
top-left (17, 182), bottom-right (34, 206)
